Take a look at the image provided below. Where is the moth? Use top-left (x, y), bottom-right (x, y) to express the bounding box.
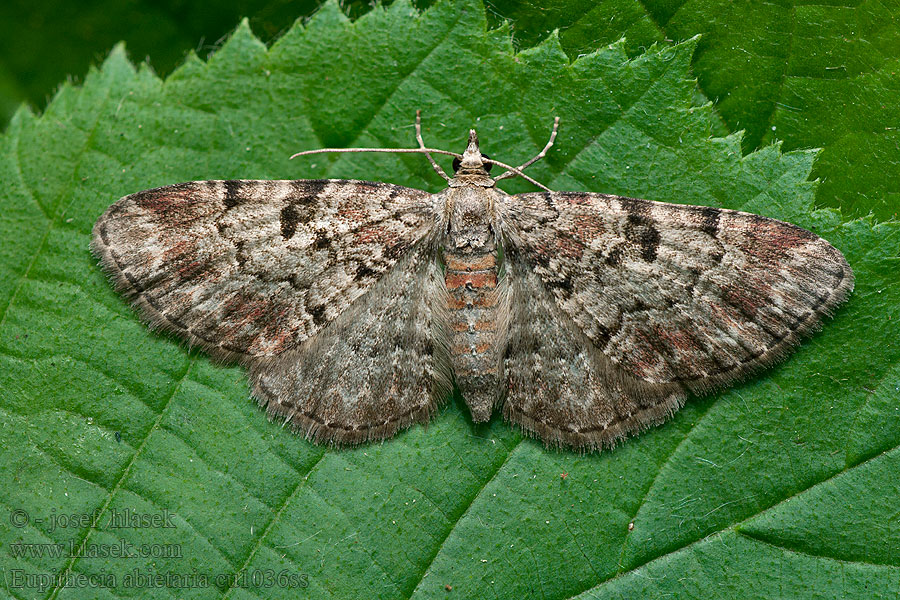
top-left (91, 114), bottom-right (854, 451)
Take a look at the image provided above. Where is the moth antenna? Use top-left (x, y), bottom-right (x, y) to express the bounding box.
top-left (416, 110), bottom-right (452, 182)
top-left (290, 147), bottom-right (462, 160)
top-left (493, 116), bottom-right (559, 184)
top-left (483, 158), bottom-right (552, 192)
top-left (289, 117), bottom-right (555, 191)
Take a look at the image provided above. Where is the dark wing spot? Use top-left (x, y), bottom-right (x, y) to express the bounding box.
top-left (280, 180), bottom-right (328, 240)
top-left (698, 206), bottom-right (721, 236)
top-left (605, 246), bottom-right (624, 266)
top-left (223, 180), bottom-right (243, 209)
top-left (309, 303), bottom-right (328, 327)
top-left (281, 204), bottom-right (301, 239)
top-left (383, 241), bottom-right (409, 261)
top-left (543, 272), bottom-right (573, 294)
top-left (636, 225), bottom-right (660, 262)
top-left (623, 198), bottom-right (660, 262)
top-left (623, 197), bottom-right (652, 223)
top-left (355, 264), bottom-right (379, 281)
top-left (593, 323), bottom-right (612, 349)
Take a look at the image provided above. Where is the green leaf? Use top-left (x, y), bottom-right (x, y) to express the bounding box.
top-left (487, 0), bottom-right (900, 221)
top-left (1, 1), bottom-right (898, 598)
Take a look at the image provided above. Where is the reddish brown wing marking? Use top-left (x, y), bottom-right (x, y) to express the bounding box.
top-left (92, 179), bottom-right (435, 363)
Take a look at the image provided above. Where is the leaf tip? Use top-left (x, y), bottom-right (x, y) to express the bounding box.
top-left (230, 17), bottom-right (262, 45)
top-left (6, 103), bottom-right (37, 132)
top-left (515, 28), bottom-right (568, 65)
top-left (309, 0), bottom-right (352, 27)
top-left (100, 42), bottom-right (137, 76)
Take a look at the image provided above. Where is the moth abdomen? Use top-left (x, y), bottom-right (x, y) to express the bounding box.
top-left (443, 249), bottom-right (504, 422)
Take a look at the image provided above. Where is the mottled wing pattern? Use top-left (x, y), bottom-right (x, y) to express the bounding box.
top-left (502, 255), bottom-right (686, 450)
top-left (249, 236), bottom-right (451, 445)
top-left (92, 179), bottom-right (435, 362)
top-left (498, 192), bottom-right (853, 450)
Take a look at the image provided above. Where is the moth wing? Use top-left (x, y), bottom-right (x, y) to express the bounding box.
top-left (92, 179), bottom-right (436, 363)
top-left (497, 191), bottom-right (853, 450)
top-left (249, 237), bottom-right (451, 445)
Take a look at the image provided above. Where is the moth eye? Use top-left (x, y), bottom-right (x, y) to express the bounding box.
top-left (451, 155), bottom-right (492, 172)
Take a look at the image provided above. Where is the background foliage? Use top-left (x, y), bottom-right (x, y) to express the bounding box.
top-left (1, 1), bottom-right (898, 598)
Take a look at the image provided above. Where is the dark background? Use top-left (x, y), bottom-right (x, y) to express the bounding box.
top-left (0, 0), bottom-right (439, 129)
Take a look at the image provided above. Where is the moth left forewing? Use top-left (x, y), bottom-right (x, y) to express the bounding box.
top-left (499, 190), bottom-right (853, 397)
top-left (91, 179), bottom-right (436, 363)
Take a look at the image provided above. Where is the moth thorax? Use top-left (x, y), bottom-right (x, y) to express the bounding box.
top-left (447, 187), bottom-right (495, 251)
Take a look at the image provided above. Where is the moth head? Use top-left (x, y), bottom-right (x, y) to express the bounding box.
top-left (452, 129), bottom-right (492, 176)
